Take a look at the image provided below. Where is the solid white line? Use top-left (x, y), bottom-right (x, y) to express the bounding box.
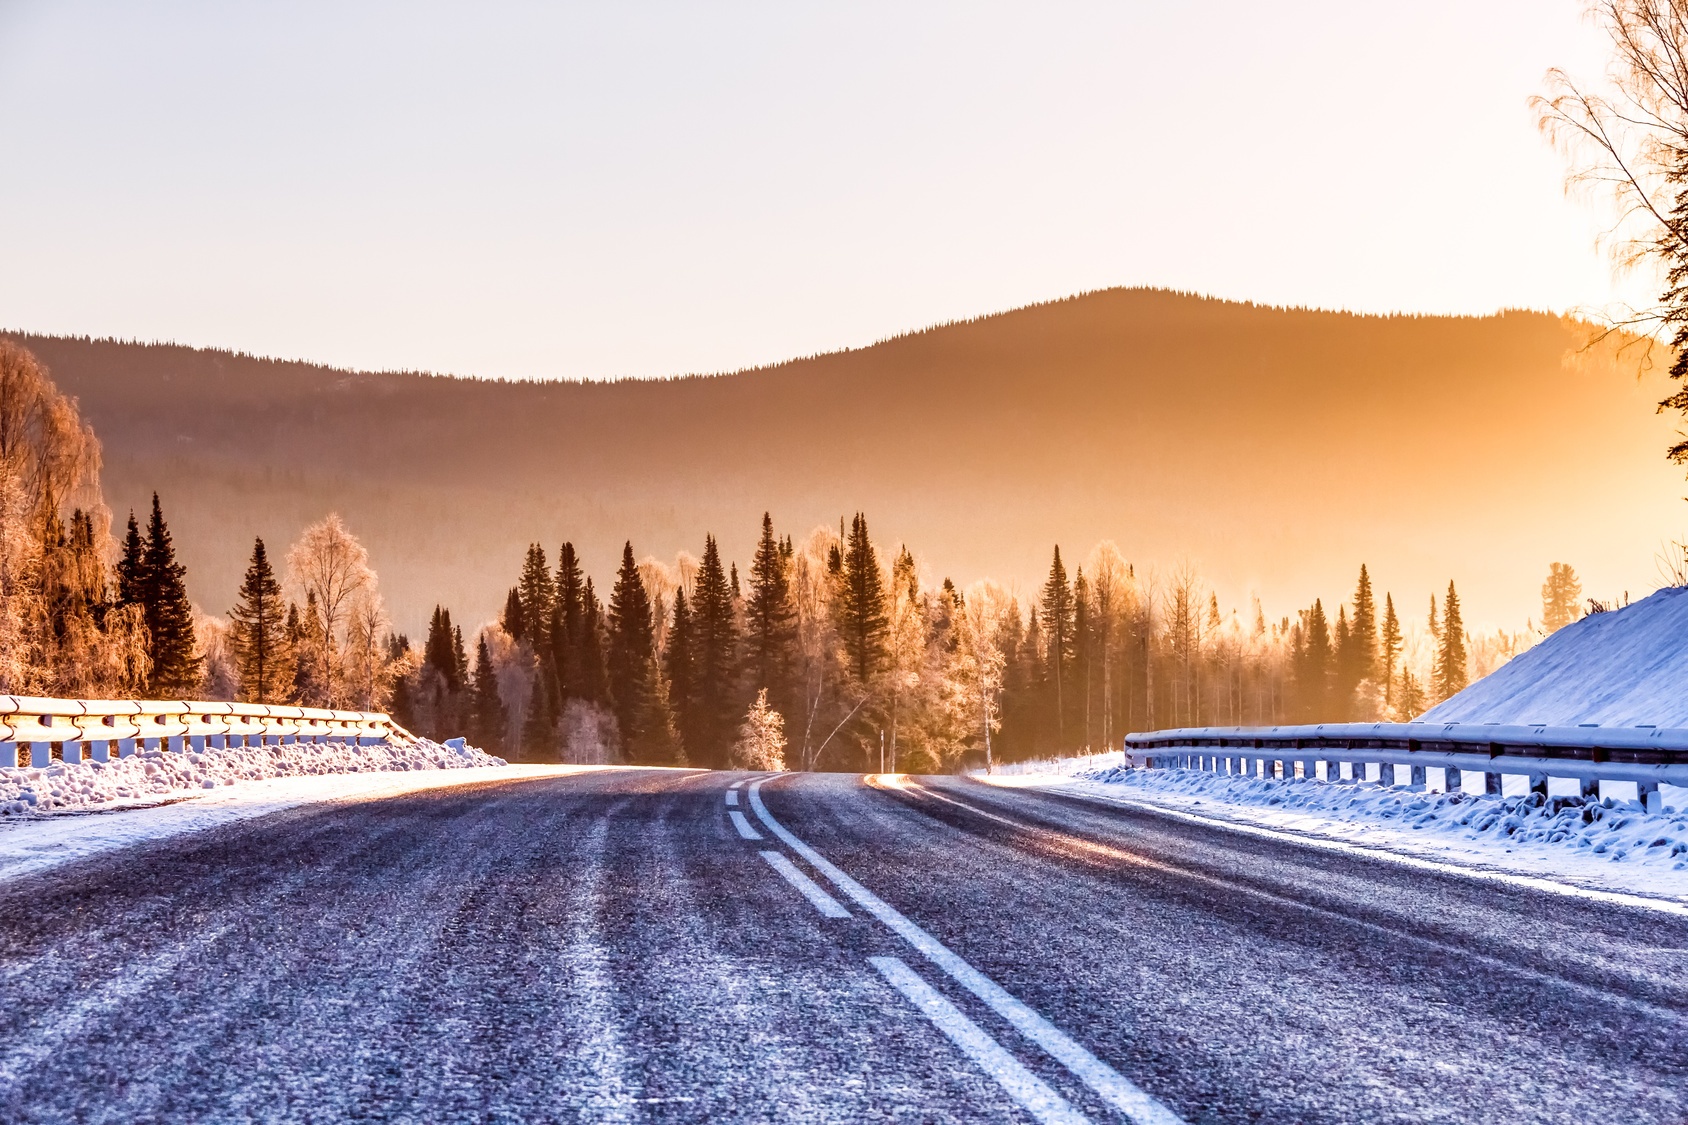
top-left (729, 809), bottom-right (763, 840)
top-left (748, 780), bottom-right (1182, 1125)
top-left (870, 956), bottom-right (1090, 1125)
top-left (760, 850), bottom-right (851, 918)
top-left (725, 789), bottom-right (740, 807)
top-left (1027, 781), bottom-right (1688, 920)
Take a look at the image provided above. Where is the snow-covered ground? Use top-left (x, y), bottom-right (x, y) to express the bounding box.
top-left (983, 756), bottom-right (1688, 905)
top-left (0, 757), bottom-right (596, 880)
top-left (1423, 585), bottom-right (1688, 726)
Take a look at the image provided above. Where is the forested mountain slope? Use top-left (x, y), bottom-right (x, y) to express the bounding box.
top-left (8, 289), bottom-right (1679, 634)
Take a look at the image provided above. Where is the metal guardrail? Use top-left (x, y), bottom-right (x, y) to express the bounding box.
top-left (1126, 722), bottom-right (1688, 813)
top-left (0, 696), bottom-right (414, 769)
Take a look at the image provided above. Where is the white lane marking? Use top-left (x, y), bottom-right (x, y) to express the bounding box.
top-left (729, 809), bottom-right (763, 840)
top-left (760, 850), bottom-right (852, 918)
top-left (748, 780), bottom-right (1183, 1125)
top-left (729, 780), bottom-right (745, 790)
top-left (725, 790), bottom-right (740, 807)
top-left (870, 956), bottom-right (1090, 1125)
top-left (1026, 782), bottom-right (1688, 920)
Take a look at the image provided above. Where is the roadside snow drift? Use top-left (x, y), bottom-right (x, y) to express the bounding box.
top-left (1423, 586), bottom-right (1688, 726)
top-left (0, 739), bottom-right (505, 816)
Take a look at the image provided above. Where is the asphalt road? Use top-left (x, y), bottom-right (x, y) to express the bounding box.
top-left (0, 767), bottom-right (1684, 1124)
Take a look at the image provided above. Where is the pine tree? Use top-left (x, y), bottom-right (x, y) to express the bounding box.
top-left (387, 633), bottom-right (418, 730)
top-left (607, 541), bottom-right (655, 746)
top-left (470, 635), bottom-right (506, 754)
top-left (116, 511), bottom-right (146, 609)
top-left (1073, 568), bottom-right (1092, 749)
top-left (1379, 593), bottom-right (1403, 712)
top-left (229, 537), bottom-right (287, 703)
top-left (1436, 581), bottom-right (1468, 701)
top-left (141, 493), bottom-right (200, 696)
top-left (836, 513), bottom-right (888, 685)
top-left (628, 657), bottom-right (683, 766)
top-left (746, 512), bottom-right (795, 705)
top-left (1040, 546), bottom-right (1075, 748)
top-left (452, 624), bottom-right (468, 688)
top-left (1333, 606), bottom-right (1353, 707)
top-left (553, 542), bottom-right (586, 699)
top-left (691, 536), bottom-right (739, 767)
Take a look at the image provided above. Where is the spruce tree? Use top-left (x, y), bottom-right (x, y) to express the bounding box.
top-left (289, 596), bottom-right (327, 706)
top-left (229, 537), bottom-right (286, 703)
top-left (1350, 564), bottom-right (1378, 684)
top-left (553, 542), bottom-right (586, 699)
top-left (1379, 593), bottom-right (1402, 712)
top-left (577, 579), bottom-right (611, 706)
top-left (452, 625), bottom-right (468, 688)
top-left (1301, 599), bottom-right (1332, 720)
top-left (746, 512), bottom-right (795, 705)
top-left (517, 544), bottom-right (555, 650)
top-left (502, 587), bottom-right (526, 643)
top-left (423, 606), bottom-right (462, 691)
top-left (607, 541), bottom-right (655, 746)
top-left (117, 511), bottom-right (146, 609)
top-left (628, 657), bottom-right (684, 765)
top-left (470, 636), bottom-right (506, 754)
top-left (691, 536), bottom-right (739, 766)
top-left (387, 633), bottom-right (418, 730)
top-left (666, 585), bottom-right (697, 760)
top-left (1436, 581), bottom-right (1468, 701)
top-left (836, 514), bottom-right (888, 685)
top-left (141, 493), bottom-right (200, 696)
top-left (1040, 546), bottom-right (1075, 748)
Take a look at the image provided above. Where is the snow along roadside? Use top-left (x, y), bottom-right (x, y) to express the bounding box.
top-left (977, 761), bottom-right (1688, 907)
top-left (0, 753), bottom-right (596, 881)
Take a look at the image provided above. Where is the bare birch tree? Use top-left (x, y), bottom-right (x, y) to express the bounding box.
top-left (286, 513), bottom-right (376, 707)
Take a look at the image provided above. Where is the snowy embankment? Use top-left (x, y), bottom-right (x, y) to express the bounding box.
top-left (0, 737), bottom-right (505, 816)
top-left (984, 756), bottom-right (1688, 903)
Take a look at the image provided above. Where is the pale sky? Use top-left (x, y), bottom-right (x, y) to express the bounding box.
top-left (0, 0), bottom-right (1642, 380)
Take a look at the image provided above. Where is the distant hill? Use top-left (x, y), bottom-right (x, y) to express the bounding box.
top-left (7, 288), bottom-right (1682, 635)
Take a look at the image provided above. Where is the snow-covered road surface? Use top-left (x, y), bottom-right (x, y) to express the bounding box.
top-left (1, 769), bottom-right (1684, 1123)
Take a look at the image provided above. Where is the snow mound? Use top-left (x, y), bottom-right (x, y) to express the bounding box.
top-left (1423, 586), bottom-right (1688, 726)
top-left (0, 739), bottom-right (505, 816)
top-left (1078, 764), bottom-right (1688, 872)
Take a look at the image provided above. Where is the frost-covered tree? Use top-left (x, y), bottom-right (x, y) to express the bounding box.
top-left (1541, 562), bottom-right (1584, 633)
top-left (731, 688), bottom-right (787, 771)
top-left (286, 513), bottom-right (375, 707)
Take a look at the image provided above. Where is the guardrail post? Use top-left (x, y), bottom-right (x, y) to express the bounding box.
top-left (168, 735), bottom-right (184, 753)
top-left (1529, 773), bottom-right (1549, 798)
top-left (1409, 764), bottom-right (1426, 790)
top-left (190, 734), bottom-right (206, 753)
top-left (89, 740), bottom-right (109, 763)
top-left (61, 740), bottom-right (82, 765)
top-left (1579, 778), bottom-right (1599, 799)
top-left (0, 741), bottom-right (13, 768)
top-left (1444, 767), bottom-right (1462, 793)
top-left (118, 738), bottom-right (136, 758)
top-left (1638, 781), bottom-right (1662, 813)
top-left (30, 742), bottom-right (51, 768)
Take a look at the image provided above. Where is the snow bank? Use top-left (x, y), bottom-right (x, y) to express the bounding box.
top-left (1423, 585), bottom-right (1688, 726)
top-left (0, 738), bottom-right (505, 817)
top-left (1078, 764), bottom-right (1688, 871)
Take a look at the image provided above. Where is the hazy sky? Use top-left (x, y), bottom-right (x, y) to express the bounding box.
top-left (0, 1), bottom-right (1638, 381)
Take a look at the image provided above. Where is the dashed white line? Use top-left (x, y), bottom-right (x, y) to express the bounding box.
top-left (728, 809), bottom-right (763, 840)
top-left (748, 779), bottom-right (1183, 1125)
top-left (728, 780), bottom-right (745, 790)
top-left (760, 850), bottom-right (851, 918)
top-left (725, 790), bottom-right (740, 807)
top-left (870, 956), bottom-right (1090, 1125)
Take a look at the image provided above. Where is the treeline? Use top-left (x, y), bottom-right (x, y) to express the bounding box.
top-left (391, 515), bottom-right (1533, 770)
